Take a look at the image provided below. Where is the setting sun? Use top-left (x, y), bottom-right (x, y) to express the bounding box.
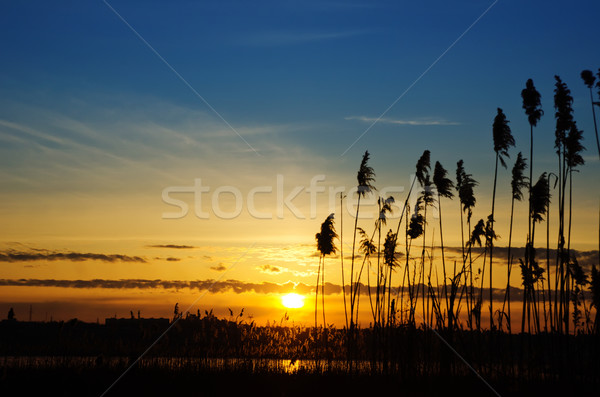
top-left (281, 293), bottom-right (305, 309)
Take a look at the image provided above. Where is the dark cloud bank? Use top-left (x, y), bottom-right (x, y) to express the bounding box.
top-left (0, 278), bottom-right (538, 302)
top-left (0, 250), bottom-right (146, 263)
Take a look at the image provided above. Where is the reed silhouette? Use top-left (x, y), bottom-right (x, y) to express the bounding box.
top-left (432, 161), bottom-right (454, 328)
top-left (3, 71), bottom-right (600, 396)
top-left (489, 107), bottom-right (515, 329)
top-left (349, 151), bottom-right (375, 331)
top-left (315, 213), bottom-right (337, 330)
top-left (580, 70), bottom-right (599, 158)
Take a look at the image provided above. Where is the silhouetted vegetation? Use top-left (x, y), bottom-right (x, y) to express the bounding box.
top-left (1, 313), bottom-right (599, 396)
top-left (2, 71), bottom-right (600, 396)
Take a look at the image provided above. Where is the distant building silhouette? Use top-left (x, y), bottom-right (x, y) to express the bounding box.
top-left (104, 317), bottom-right (169, 328)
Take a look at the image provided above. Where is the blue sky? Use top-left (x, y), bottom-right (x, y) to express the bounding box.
top-left (2, 1), bottom-right (599, 150)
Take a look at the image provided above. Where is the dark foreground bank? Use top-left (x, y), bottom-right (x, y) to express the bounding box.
top-left (2, 365), bottom-right (598, 397)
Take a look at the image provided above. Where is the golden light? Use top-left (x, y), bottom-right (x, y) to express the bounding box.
top-left (281, 293), bottom-right (305, 309)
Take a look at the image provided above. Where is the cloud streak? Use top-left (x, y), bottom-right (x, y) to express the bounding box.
top-left (0, 278), bottom-right (541, 303)
top-left (0, 278), bottom-right (319, 294)
top-left (442, 247), bottom-right (598, 268)
top-left (148, 244), bottom-right (197, 249)
top-left (0, 250), bottom-right (146, 263)
top-left (240, 29), bottom-right (369, 46)
top-left (345, 116), bottom-right (460, 126)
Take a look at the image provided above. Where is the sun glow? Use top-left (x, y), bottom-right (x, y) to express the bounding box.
top-left (281, 293), bottom-right (305, 309)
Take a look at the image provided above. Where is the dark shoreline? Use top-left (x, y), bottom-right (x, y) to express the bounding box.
top-left (2, 318), bottom-right (600, 396)
top-left (2, 365), bottom-right (597, 397)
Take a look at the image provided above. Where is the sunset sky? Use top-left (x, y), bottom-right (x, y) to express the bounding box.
top-left (1, 0), bottom-right (599, 327)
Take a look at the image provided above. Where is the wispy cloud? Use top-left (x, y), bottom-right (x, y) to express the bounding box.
top-left (0, 250), bottom-right (146, 263)
top-left (345, 116), bottom-right (460, 126)
top-left (148, 244), bottom-right (196, 249)
top-left (239, 30), bottom-right (369, 46)
top-left (256, 263), bottom-right (315, 277)
top-left (0, 102), bottom-right (333, 196)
